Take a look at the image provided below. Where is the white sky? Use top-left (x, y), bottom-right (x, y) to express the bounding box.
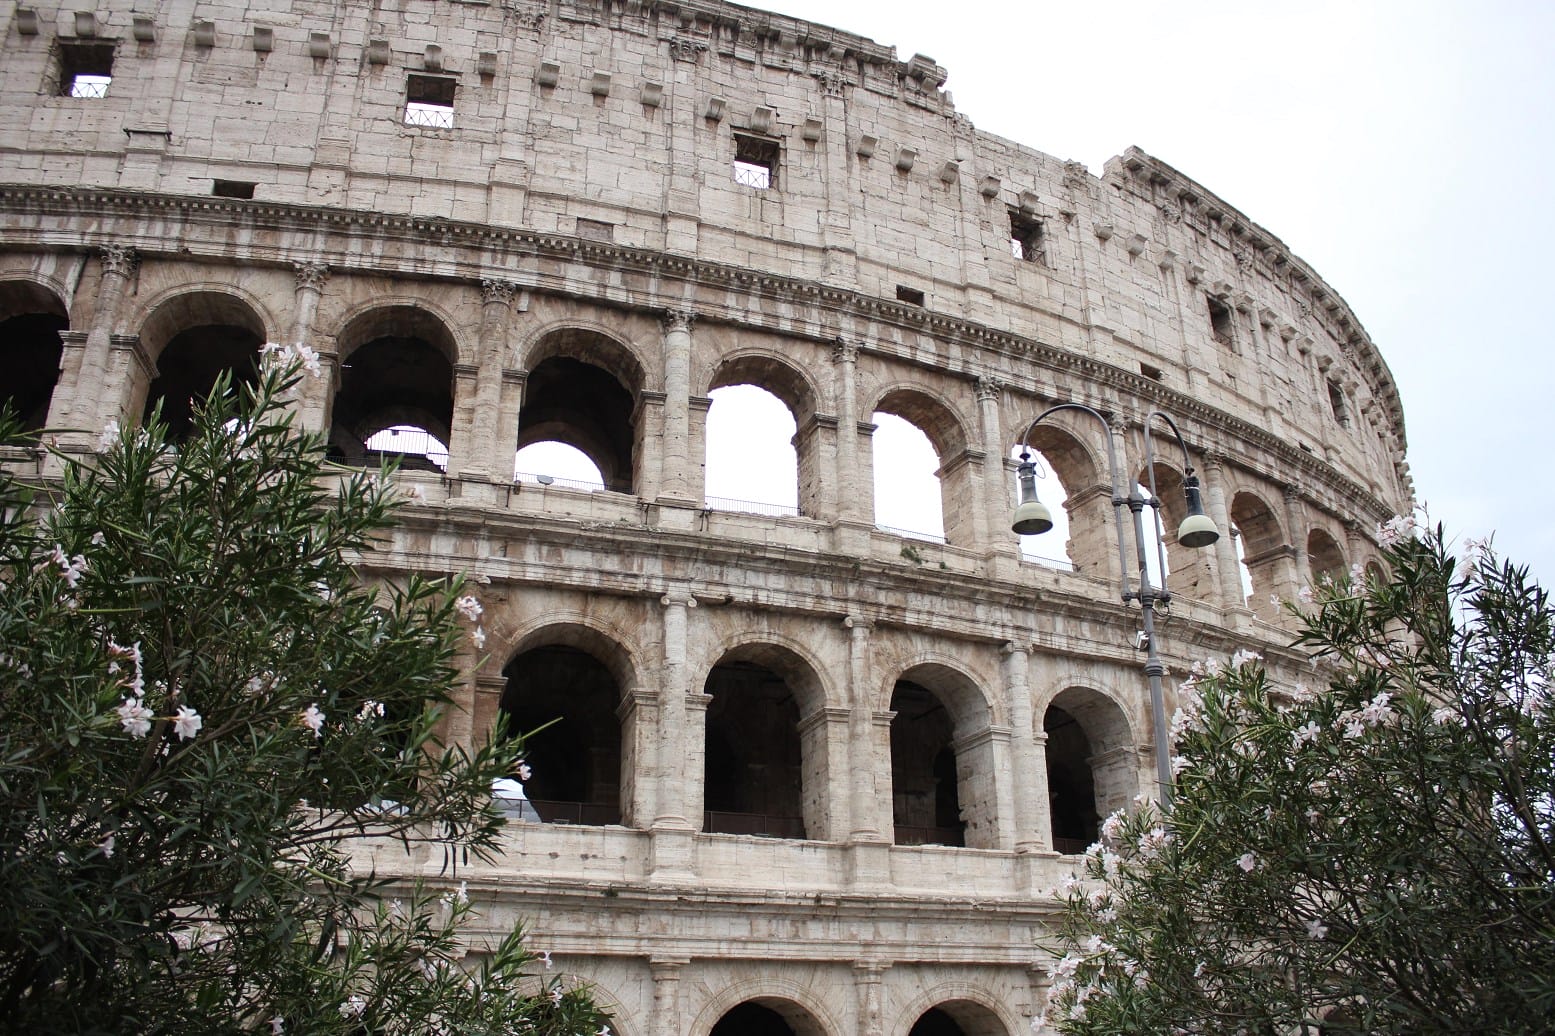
top-left (758, 0), bottom-right (1555, 584)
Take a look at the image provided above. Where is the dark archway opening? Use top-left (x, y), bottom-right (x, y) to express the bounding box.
top-left (499, 645), bottom-right (621, 825)
top-left (703, 661), bottom-right (805, 838)
top-left (330, 330), bottom-right (454, 471)
top-left (1045, 704), bottom-right (1099, 854)
top-left (517, 355), bottom-right (635, 493)
top-left (0, 311), bottom-right (67, 430)
top-left (910, 1007), bottom-right (967, 1036)
top-left (890, 680), bottom-right (965, 847)
top-left (710, 1002), bottom-right (796, 1036)
top-left (144, 325), bottom-right (262, 441)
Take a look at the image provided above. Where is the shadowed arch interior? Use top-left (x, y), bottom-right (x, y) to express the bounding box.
top-left (140, 292), bottom-right (266, 441)
top-left (708, 999), bottom-right (827, 1036)
top-left (892, 662), bottom-right (997, 849)
top-left (1043, 687), bottom-right (1136, 854)
top-left (0, 281), bottom-right (68, 430)
top-left (499, 643), bottom-right (623, 826)
top-left (908, 1001), bottom-right (1009, 1036)
top-left (330, 306), bottom-right (456, 470)
top-left (1308, 527), bottom-right (1348, 584)
top-left (517, 327), bottom-right (643, 494)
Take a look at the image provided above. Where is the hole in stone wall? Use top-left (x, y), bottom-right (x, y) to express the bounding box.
top-left (704, 384), bottom-right (799, 517)
top-left (890, 681), bottom-right (965, 847)
top-left (212, 179), bottom-right (256, 199)
top-left (703, 661), bottom-right (805, 839)
top-left (0, 284), bottom-right (68, 430)
top-left (514, 440), bottom-right (605, 491)
top-left (404, 73), bottom-right (455, 128)
top-left (732, 132), bottom-right (779, 189)
top-left (1044, 703), bottom-right (1099, 854)
top-left (59, 42), bottom-right (114, 97)
top-left (516, 354), bottom-right (636, 494)
top-left (1207, 295), bottom-right (1234, 348)
top-left (1009, 210), bottom-right (1044, 263)
top-left (499, 645), bottom-right (622, 826)
top-left (895, 285), bottom-right (925, 306)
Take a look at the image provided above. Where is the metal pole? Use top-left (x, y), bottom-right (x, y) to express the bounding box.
top-left (1130, 493), bottom-right (1174, 803)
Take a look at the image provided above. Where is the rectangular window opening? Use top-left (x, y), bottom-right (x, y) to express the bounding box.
top-left (60, 42), bottom-right (115, 98)
top-left (1140, 362), bottom-right (1163, 381)
top-left (405, 74), bottom-right (456, 129)
top-left (1327, 379), bottom-right (1350, 426)
top-left (732, 132), bottom-right (779, 190)
top-left (212, 180), bottom-right (257, 199)
top-left (576, 218), bottom-right (614, 242)
top-left (895, 285), bottom-right (925, 307)
top-left (1009, 211), bottom-right (1045, 263)
top-left (1207, 295), bottom-right (1235, 347)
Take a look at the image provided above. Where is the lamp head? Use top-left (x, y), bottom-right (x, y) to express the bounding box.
top-left (1011, 452), bottom-right (1055, 536)
top-left (1177, 475), bottom-right (1219, 549)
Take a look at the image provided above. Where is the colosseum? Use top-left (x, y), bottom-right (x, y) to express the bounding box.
top-left (0, 1), bottom-right (1412, 1033)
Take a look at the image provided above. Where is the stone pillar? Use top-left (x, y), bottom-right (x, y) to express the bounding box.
top-left (654, 591), bottom-right (696, 830)
top-left (854, 962), bottom-right (888, 1036)
top-left (1032, 730), bottom-right (1053, 851)
top-left (794, 412), bottom-right (839, 519)
top-left (455, 279), bottom-right (517, 478)
top-left (798, 707), bottom-right (851, 841)
top-left (649, 958), bottom-right (688, 1036)
top-left (289, 263), bottom-right (333, 435)
top-left (1003, 642), bottom-right (1047, 853)
top-left (832, 339), bottom-right (866, 522)
top-left (62, 245), bottom-right (137, 433)
top-left (1202, 453), bottom-right (1248, 615)
top-left (1343, 519), bottom-right (1365, 578)
top-left (618, 689), bottom-right (658, 828)
top-left (977, 375), bottom-right (1015, 557)
top-left (1282, 483), bottom-right (1311, 590)
top-left (659, 310), bottom-right (695, 502)
top-left (845, 616), bottom-right (884, 841)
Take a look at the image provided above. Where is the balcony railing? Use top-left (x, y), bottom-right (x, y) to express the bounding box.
top-left (703, 810), bottom-right (805, 839)
top-left (527, 799), bottom-right (621, 826)
top-left (703, 494), bottom-right (800, 518)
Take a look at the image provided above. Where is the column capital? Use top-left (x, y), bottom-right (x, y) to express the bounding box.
top-left (659, 592), bottom-right (697, 609)
top-left (1200, 448), bottom-right (1225, 473)
top-left (293, 262), bottom-right (330, 291)
top-left (100, 244), bottom-right (138, 277)
top-left (481, 278), bottom-right (517, 306)
top-left (1282, 482), bottom-right (1303, 504)
top-left (661, 309), bottom-right (697, 334)
top-left (843, 613), bottom-right (873, 632)
top-left (975, 374), bottom-right (1003, 402)
top-left (832, 336), bottom-right (860, 365)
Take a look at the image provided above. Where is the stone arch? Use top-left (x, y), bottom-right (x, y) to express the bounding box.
top-left (513, 317), bottom-right (652, 391)
top-left (888, 659), bottom-right (1003, 850)
top-left (1039, 685), bottom-right (1138, 854)
top-left (1231, 489), bottom-right (1290, 619)
top-left (692, 982), bottom-right (839, 1036)
top-left (0, 277), bottom-right (70, 430)
top-left (700, 638), bottom-right (834, 840)
top-left (556, 974), bottom-right (639, 1036)
top-left (499, 621), bottom-right (638, 828)
top-left (136, 288), bottom-right (269, 440)
top-left (515, 324), bottom-right (646, 494)
top-left (703, 351), bottom-right (815, 515)
top-left (894, 985), bottom-right (1019, 1036)
top-left (329, 304), bottom-right (460, 470)
top-left (1307, 526), bottom-right (1348, 584)
top-left (1012, 412), bottom-right (1111, 578)
top-left (869, 384), bottom-right (976, 546)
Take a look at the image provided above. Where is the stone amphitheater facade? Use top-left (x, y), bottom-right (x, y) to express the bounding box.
top-left (0, 1), bottom-right (1412, 1033)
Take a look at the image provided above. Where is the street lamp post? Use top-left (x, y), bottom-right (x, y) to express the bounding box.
top-left (1012, 403), bottom-right (1218, 802)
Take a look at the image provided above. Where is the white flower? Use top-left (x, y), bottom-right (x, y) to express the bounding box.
top-left (244, 673), bottom-right (273, 696)
top-left (1169, 754), bottom-right (1188, 776)
top-left (356, 699), bottom-right (385, 722)
top-left (97, 419), bottom-right (121, 452)
top-left (1376, 513), bottom-right (1417, 548)
top-left (116, 698), bottom-right (153, 738)
top-left (1305, 917), bottom-right (1329, 940)
top-left (300, 704), bottom-right (326, 737)
top-left (548, 987), bottom-right (563, 1006)
top-left (1137, 826), bottom-right (1173, 861)
top-left (454, 595), bottom-right (483, 622)
top-left (1230, 648), bottom-right (1262, 668)
top-left (539, 949), bottom-right (553, 970)
top-left (471, 626), bottom-right (487, 650)
top-left (516, 759), bottom-right (532, 782)
top-left (1099, 809), bottom-right (1126, 845)
top-left (98, 834), bottom-right (115, 858)
top-left (261, 341), bottom-right (323, 379)
top-left (270, 1018), bottom-right (284, 1035)
top-left (1237, 852), bottom-right (1258, 873)
top-left (172, 706), bottom-right (203, 740)
top-left (1297, 585), bottom-right (1315, 604)
top-left (338, 996), bottom-right (366, 1018)
top-left (1292, 720), bottom-right (1321, 747)
top-left (1358, 690), bottom-right (1393, 726)
top-left (90, 531), bottom-right (106, 546)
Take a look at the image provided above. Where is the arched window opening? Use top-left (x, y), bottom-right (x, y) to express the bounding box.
top-left (514, 440), bottom-right (606, 491)
top-left (1308, 528), bottom-right (1348, 585)
top-left (890, 681), bottom-right (964, 847)
top-left (516, 354), bottom-right (635, 494)
top-left (1231, 491), bottom-right (1288, 621)
top-left (1011, 446), bottom-right (1072, 569)
top-left (1137, 464), bottom-right (1216, 602)
top-left (0, 283), bottom-right (68, 431)
top-left (499, 645), bottom-right (622, 826)
top-left (1043, 688), bottom-right (1137, 855)
top-left (330, 310), bottom-right (455, 470)
top-left (363, 425), bottom-right (448, 473)
top-left (1229, 521), bottom-right (1255, 601)
top-left (144, 324), bottom-right (262, 441)
top-left (909, 1001), bottom-right (1008, 1036)
top-left (1044, 705), bottom-right (1099, 854)
top-left (872, 411), bottom-right (944, 542)
top-left (704, 384), bottom-right (799, 517)
top-left (709, 1000), bottom-right (826, 1036)
top-left (703, 661), bottom-right (806, 839)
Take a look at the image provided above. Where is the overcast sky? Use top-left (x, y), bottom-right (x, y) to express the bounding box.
top-left (755, 0), bottom-right (1555, 585)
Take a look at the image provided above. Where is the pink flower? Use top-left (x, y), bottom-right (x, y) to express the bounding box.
top-left (1237, 852), bottom-right (1258, 873)
top-left (300, 704), bottom-right (326, 738)
top-left (454, 595), bottom-right (483, 622)
top-left (172, 706), bottom-right (203, 740)
top-left (1305, 917), bottom-right (1329, 940)
top-left (116, 698), bottom-right (153, 738)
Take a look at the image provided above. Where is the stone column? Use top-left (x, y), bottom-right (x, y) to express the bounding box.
top-left (659, 310), bottom-right (695, 502)
top-left (618, 689), bottom-right (659, 828)
top-left (1343, 519), bottom-right (1366, 577)
top-left (832, 339), bottom-right (866, 522)
top-left (1004, 642), bottom-right (1046, 853)
top-left (456, 279), bottom-right (517, 478)
top-left (649, 958), bottom-right (688, 1036)
top-left (978, 375), bottom-right (1014, 557)
top-left (62, 245), bottom-right (137, 433)
top-left (654, 591), bottom-right (696, 830)
top-left (853, 962), bottom-right (888, 1036)
top-left (1201, 453), bottom-right (1248, 614)
top-left (1282, 483), bottom-right (1311, 591)
top-left (289, 263), bottom-right (333, 435)
top-left (845, 616), bottom-right (884, 841)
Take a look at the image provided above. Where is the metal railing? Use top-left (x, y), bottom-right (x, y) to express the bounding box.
top-left (703, 810), bottom-right (805, 839)
top-left (892, 825), bottom-right (966, 848)
top-left (527, 799), bottom-right (620, 826)
top-left (514, 470), bottom-right (604, 492)
top-left (404, 103), bottom-right (454, 129)
top-left (703, 494), bottom-right (800, 518)
top-left (875, 523), bottom-right (947, 545)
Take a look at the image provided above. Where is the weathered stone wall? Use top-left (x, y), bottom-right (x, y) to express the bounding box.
top-left (0, 2), bottom-right (1412, 1033)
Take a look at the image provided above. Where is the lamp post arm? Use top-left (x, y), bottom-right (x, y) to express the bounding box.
top-left (1018, 403), bottom-right (1132, 601)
